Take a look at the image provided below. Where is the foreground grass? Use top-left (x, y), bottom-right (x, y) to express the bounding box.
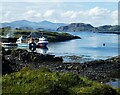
top-left (2, 67), bottom-right (120, 95)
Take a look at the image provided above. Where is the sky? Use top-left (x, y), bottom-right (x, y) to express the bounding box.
top-left (1, 1), bottom-right (119, 26)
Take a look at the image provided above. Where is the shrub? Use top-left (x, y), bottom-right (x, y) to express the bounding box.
top-left (2, 67), bottom-right (118, 95)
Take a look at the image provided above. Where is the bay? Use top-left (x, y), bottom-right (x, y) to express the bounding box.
top-left (46, 31), bottom-right (118, 63)
top-left (7, 31), bottom-right (118, 63)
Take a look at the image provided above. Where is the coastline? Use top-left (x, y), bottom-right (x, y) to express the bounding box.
top-left (2, 48), bottom-right (120, 83)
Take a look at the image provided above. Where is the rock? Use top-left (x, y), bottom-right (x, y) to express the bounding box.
top-left (56, 65), bottom-right (63, 70)
top-left (57, 23), bottom-right (94, 32)
top-left (67, 65), bottom-right (73, 70)
top-left (2, 48), bottom-right (120, 83)
top-left (80, 56), bottom-right (120, 82)
top-left (74, 66), bottom-right (79, 70)
top-left (2, 54), bottom-right (21, 75)
top-left (2, 49), bottom-right (64, 74)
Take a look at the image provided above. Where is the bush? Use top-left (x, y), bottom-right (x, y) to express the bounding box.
top-left (116, 88), bottom-right (120, 95)
top-left (2, 67), bottom-right (118, 95)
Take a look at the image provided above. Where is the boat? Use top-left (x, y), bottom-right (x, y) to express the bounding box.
top-left (2, 42), bottom-right (18, 47)
top-left (16, 36), bottom-right (29, 47)
top-left (16, 36), bottom-right (48, 48)
top-left (36, 37), bottom-right (48, 48)
top-left (1, 33), bottom-right (18, 47)
top-left (36, 47), bottom-right (48, 54)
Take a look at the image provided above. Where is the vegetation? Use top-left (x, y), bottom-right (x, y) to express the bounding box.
top-left (39, 31), bottom-right (79, 42)
top-left (0, 27), bottom-right (80, 42)
top-left (0, 27), bottom-right (12, 36)
top-left (2, 67), bottom-right (120, 94)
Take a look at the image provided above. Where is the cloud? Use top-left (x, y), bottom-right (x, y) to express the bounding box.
top-left (88, 7), bottom-right (110, 16)
top-left (26, 10), bottom-right (36, 15)
top-left (61, 11), bottom-right (77, 18)
top-left (50, 0), bottom-right (63, 2)
top-left (61, 7), bottom-right (117, 26)
top-left (1, 0), bottom-right (119, 2)
top-left (62, 7), bottom-right (111, 19)
top-left (21, 7), bottom-right (117, 26)
top-left (111, 10), bottom-right (118, 24)
top-left (24, 10), bottom-right (41, 18)
top-left (1, 11), bottom-right (12, 22)
top-left (34, 13), bottom-right (41, 17)
top-left (3, 11), bottom-right (11, 17)
top-left (1, 4), bottom-right (118, 26)
top-left (43, 10), bottom-right (55, 17)
top-left (25, 10), bottom-right (37, 17)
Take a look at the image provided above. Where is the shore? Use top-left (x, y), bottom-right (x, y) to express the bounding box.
top-left (2, 48), bottom-right (120, 83)
top-left (1, 30), bottom-right (81, 43)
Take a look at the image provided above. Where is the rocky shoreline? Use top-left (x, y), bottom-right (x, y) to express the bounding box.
top-left (2, 48), bottom-right (120, 83)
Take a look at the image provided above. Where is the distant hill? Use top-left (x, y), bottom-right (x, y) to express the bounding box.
top-left (57, 23), bottom-right (94, 32)
top-left (1, 20), bottom-right (120, 34)
top-left (93, 25), bottom-right (120, 33)
top-left (57, 23), bottom-right (120, 34)
top-left (1, 20), bottom-right (67, 30)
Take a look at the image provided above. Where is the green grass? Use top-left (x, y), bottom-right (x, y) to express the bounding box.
top-left (2, 67), bottom-right (119, 95)
top-left (0, 27), bottom-right (77, 42)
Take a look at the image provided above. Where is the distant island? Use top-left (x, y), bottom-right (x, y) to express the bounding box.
top-left (57, 23), bottom-right (120, 34)
top-left (0, 20), bottom-right (67, 31)
top-left (1, 20), bottom-right (120, 34)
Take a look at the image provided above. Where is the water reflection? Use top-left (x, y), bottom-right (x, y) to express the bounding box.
top-left (2, 32), bottom-right (118, 62)
top-left (106, 79), bottom-right (120, 88)
top-left (48, 32), bottom-right (118, 61)
top-left (2, 45), bottom-right (49, 55)
top-left (3, 46), bottom-right (17, 51)
top-left (36, 47), bottom-right (48, 54)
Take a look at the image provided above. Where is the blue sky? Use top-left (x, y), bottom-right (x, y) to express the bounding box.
top-left (1, 2), bottom-right (118, 26)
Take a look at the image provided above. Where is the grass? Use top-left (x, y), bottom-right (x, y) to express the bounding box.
top-left (2, 67), bottom-right (120, 95)
top-left (0, 27), bottom-right (78, 42)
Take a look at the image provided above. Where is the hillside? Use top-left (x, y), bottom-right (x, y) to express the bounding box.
top-left (0, 28), bottom-right (81, 42)
top-left (57, 23), bottom-right (94, 32)
top-left (1, 20), bottom-right (67, 30)
top-left (57, 23), bottom-right (120, 34)
top-left (1, 20), bottom-right (120, 33)
top-left (2, 67), bottom-right (120, 94)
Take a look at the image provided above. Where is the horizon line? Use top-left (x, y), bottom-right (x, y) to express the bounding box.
top-left (1, 19), bottom-right (118, 27)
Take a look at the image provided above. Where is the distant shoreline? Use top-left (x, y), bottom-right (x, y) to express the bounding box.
top-left (97, 31), bottom-right (120, 34)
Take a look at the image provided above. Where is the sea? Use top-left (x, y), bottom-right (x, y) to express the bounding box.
top-left (47, 31), bottom-right (118, 63)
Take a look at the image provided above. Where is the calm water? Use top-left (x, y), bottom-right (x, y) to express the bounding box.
top-left (106, 79), bottom-right (120, 88)
top-left (46, 32), bottom-right (118, 63)
top-left (6, 31), bottom-right (118, 63)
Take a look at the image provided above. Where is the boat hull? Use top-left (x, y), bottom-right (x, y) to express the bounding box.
top-left (2, 43), bottom-right (18, 47)
top-left (17, 43), bottom-right (29, 47)
top-left (17, 43), bottom-right (48, 48)
top-left (36, 43), bottom-right (48, 48)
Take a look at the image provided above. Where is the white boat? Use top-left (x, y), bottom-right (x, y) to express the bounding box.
top-left (36, 47), bottom-right (48, 54)
top-left (16, 36), bottom-right (29, 47)
top-left (17, 43), bottom-right (29, 47)
top-left (16, 36), bottom-right (48, 48)
top-left (37, 37), bottom-right (48, 48)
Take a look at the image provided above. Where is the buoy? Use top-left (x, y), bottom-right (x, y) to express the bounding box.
top-left (103, 43), bottom-right (105, 46)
